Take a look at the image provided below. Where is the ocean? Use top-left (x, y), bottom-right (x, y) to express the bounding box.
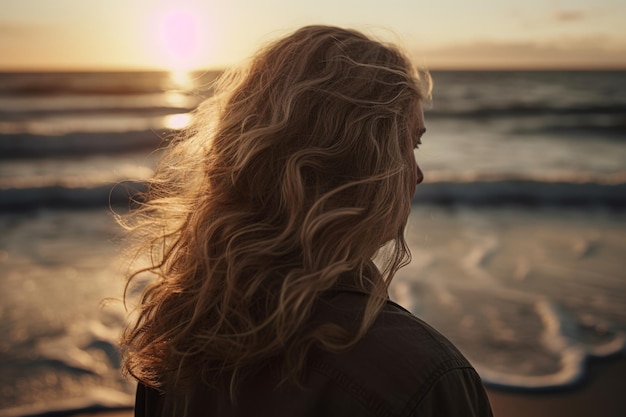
top-left (0, 70), bottom-right (625, 415)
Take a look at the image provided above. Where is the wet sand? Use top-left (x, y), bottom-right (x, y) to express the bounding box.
top-left (487, 355), bottom-right (626, 417)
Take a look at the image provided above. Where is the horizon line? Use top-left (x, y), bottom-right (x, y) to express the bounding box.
top-left (1, 65), bottom-right (625, 73)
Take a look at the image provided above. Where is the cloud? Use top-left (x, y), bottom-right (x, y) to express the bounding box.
top-left (553, 10), bottom-right (587, 22)
top-left (0, 21), bottom-right (47, 37)
top-left (415, 37), bottom-right (626, 69)
top-left (0, 23), bottom-right (28, 35)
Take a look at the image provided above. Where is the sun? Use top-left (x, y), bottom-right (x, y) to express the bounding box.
top-left (146, 2), bottom-right (216, 71)
top-left (158, 9), bottom-right (197, 67)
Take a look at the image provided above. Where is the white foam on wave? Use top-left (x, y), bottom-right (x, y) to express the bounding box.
top-left (394, 206), bottom-right (626, 391)
top-left (477, 296), bottom-right (625, 391)
top-left (475, 349), bottom-right (585, 391)
top-left (35, 319), bottom-right (124, 376)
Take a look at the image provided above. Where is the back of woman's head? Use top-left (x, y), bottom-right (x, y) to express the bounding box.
top-left (121, 25), bottom-right (431, 394)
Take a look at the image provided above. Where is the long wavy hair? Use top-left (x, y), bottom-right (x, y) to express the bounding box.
top-left (120, 25), bottom-right (431, 395)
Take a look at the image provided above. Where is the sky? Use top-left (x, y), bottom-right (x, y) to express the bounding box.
top-left (1, 0), bottom-right (625, 71)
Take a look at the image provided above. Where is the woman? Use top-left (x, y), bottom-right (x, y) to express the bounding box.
top-left (121, 25), bottom-right (493, 416)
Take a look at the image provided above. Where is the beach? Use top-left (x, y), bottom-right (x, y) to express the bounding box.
top-left (487, 356), bottom-right (626, 417)
top-left (1, 205), bottom-right (625, 417)
top-left (1, 70), bottom-right (625, 416)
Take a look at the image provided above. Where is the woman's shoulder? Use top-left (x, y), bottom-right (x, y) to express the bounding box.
top-left (309, 290), bottom-right (491, 417)
top-left (316, 289), bottom-right (470, 368)
top-left (135, 290), bottom-right (492, 417)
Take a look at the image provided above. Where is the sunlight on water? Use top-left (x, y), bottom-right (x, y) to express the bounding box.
top-left (163, 113), bottom-right (192, 130)
top-left (169, 70), bottom-right (194, 90)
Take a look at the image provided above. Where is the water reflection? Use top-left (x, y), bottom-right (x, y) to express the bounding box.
top-left (163, 113), bottom-right (192, 130)
top-left (168, 70), bottom-right (195, 90)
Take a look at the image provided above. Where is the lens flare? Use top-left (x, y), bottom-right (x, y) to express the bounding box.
top-left (146, 1), bottom-right (217, 71)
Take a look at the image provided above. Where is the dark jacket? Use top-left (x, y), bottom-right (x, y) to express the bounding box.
top-left (135, 289), bottom-right (493, 417)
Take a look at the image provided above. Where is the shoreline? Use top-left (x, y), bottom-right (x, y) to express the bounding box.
top-left (487, 354), bottom-right (626, 417)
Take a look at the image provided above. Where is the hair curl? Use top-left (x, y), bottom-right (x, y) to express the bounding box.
top-left (119, 25), bottom-right (431, 395)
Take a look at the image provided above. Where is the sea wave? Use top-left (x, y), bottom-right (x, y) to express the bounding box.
top-left (0, 93), bottom-right (198, 119)
top-left (0, 70), bottom-right (220, 96)
top-left (427, 106), bottom-right (626, 137)
top-left (477, 299), bottom-right (626, 391)
top-left (426, 104), bottom-right (626, 119)
top-left (413, 173), bottom-right (626, 207)
top-left (2, 173), bottom-right (625, 211)
top-left (0, 180), bottom-right (146, 210)
top-left (0, 130), bottom-right (169, 158)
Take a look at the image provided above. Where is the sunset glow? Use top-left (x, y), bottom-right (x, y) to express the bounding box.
top-left (158, 9), bottom-right (197, 68)
top-left (168, 70), bottom-right (194, 89)
top-left (1, 0), bottom-right (625, 70)
top-left (145, 1), bottom-right (217, 70)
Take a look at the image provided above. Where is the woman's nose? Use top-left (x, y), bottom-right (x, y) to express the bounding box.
top-left (416, 164), bottom-right (424, 185)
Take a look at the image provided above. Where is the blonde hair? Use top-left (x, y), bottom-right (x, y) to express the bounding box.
top-left (120, 25), bottom-right (431, 395)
